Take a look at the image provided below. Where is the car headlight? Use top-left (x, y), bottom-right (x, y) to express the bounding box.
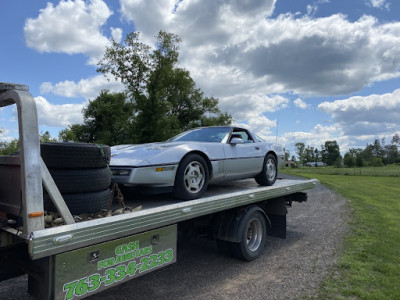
top-left (111, 169), bottom-right (131, 176)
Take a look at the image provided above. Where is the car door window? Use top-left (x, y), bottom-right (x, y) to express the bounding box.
top-left (230, 130), bottom-right (254, 143)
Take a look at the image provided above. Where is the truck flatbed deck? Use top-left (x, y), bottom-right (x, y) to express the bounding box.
top-left (29, 178), bottom-right (317, 259)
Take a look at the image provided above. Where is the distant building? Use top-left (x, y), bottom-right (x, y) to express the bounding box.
top-left (285, 160), bottom-right (296, 167)
top-left (305, 162), bottom-right (326, 167)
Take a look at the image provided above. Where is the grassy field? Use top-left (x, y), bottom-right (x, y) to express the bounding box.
top-left (281, 166), bottom-right (400, 299)
top-left (284, 164), bottom-right (400, 177)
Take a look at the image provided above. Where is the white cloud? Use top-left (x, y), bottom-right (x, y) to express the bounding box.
top-left (24, 0), bottom-right (119, 64)
top-left (0, 127), bottom-right (14, 142)
top-left (219, 94), bottom-right (287, 136)
top-left (228, 14), bottom-right (400, 96)
top-left (367, 0), bottom-right (390, 10)
top-left (307, 1), bottom-right (330, 17)
top-left (234, 115), bottom-right (277, 141)
top-left (222, 94), bottom-right (288, 120)
top-left (293, 98), bottom-right (309, 109)
top-left (280, 123), bottom-right (348, 155)
top-left (119, 2), bottom-right (400, 97)
top-left (111, 27), bottom-right (123, 43)
top-left (34, 96), bottom-right (85, 127)
top-left (318, 89), bottom-right (400, 136)
top-left (120, 0), bottom-right (277, 46)
top-left (40, 75), bottom-right (124, 99)
top-left (116, 1), bottom-right (400, 138)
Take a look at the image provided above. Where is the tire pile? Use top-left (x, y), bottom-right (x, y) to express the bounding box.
top-left (41, 142), bottom-right (112, 215)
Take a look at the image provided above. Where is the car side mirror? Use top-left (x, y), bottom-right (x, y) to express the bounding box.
top-left (230, 137), bottom-right (244, 145)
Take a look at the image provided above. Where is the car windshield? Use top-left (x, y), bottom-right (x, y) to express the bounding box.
top-left (169, 127), bottom-right (231, 143)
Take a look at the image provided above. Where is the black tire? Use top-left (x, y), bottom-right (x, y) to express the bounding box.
top-left (47, 167), bottom-right (112, 193)
top-left (231, 209), bottom-right (267, 261)
top-left (44, 189), bottom-right (111, 215)
top-left (41, 142), bottom-right (110, 169)
top-left (173, 154), bottom-right (209, 200)
top-left (255, 153), bottom-right (277, 186)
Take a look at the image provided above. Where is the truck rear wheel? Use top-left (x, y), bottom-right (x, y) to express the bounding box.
top-left (231, 209), bottom-right (267, 261)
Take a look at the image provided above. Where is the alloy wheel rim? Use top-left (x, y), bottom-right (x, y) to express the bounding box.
top-left (266, 158), bottom-right (276, 180)
top-left (183, 161), bottom-right (205, 193)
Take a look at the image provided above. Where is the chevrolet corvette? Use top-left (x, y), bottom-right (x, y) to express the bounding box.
top-left (110, 126), bottom-right (285, 200)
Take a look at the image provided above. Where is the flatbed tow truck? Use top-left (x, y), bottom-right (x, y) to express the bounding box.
top-left (0, 83), bottom-right (318, 300)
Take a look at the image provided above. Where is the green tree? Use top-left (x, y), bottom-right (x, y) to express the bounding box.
top-left (361, 144), bottom-right (374, 163)
top-left (343, 152), bottom-right (356, 168)
top-left (321, 140), bottom-right (341, 166)
top-left (0, 128), bottom-right (18, 155)
top-left (0, 131), bottom-right (57, 155)
top-left (0, 138), bottom-right (19, 155)
top-left (314, 148), bottom-right (320, 164)
top-left (345, 148), bottom-right (364, 167)
top-left (304, 146), bottom-right (315, 163)
top-left (295, 142), bottom-right (305, 165)
top-left (40, 131), bottom-right (57, 143)
top-left (334, 157), bottom-right (343, 168)
top-left (97, 30), bottom-right (231, 143)
top-left (386, 133), bottom-right (399, 164)
top-left (371, 138), bottom-right (384, 158)
top-left (284, 150), bottom-right (290, 161)
top-left (59, 124), bottom-right (90, 143)
top-left (371, 157), bottom-right (383, 167)
top-left (361, 139), bottom-right (387, 165)
top-left (59, 92), bottom-right (133, 145)
top-left (356, 154), bottom-right (364, 167)
top-left (392, 133), bottom-right (400, 146)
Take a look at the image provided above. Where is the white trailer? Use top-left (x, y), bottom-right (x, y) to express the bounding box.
top-left (0, 83), bottom-right (318, 300)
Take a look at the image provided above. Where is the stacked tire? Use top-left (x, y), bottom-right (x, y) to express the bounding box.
top-left (41, 142), bottom-right (112, 215)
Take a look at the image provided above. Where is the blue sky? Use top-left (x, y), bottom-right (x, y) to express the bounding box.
top-left (1, 0), bottom-right (399, 157)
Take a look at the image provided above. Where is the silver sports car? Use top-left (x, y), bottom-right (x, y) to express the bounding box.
top-left (110, 126), bottom-right (285, 200)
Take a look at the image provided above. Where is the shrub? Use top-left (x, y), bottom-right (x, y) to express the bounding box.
top-left (371, 157), bottom-right (383, 167)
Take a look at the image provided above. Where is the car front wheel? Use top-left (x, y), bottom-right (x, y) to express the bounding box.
top-left (255, 153), bottom-right (277, 186)
top-left (174, 154), bottom-right (209, 200)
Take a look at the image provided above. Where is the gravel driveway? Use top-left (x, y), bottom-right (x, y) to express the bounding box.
top-left (0, 179), bottom-right (350, 300)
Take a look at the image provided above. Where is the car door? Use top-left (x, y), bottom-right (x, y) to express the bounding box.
top-left (223, 129), bottom-right (264, 178)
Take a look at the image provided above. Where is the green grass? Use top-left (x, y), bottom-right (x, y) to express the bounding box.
top-left (282, 167), bottom-right (400, 299)
top-left (284, 164), bottom-right (400, 177)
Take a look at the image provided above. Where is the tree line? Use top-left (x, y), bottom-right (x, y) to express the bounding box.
top-left (1, 31), bottom-right (232, 154)
top-left (290, 133), bottom-right (400, 168)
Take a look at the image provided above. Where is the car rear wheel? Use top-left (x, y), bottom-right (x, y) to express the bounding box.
top-left (255, 153), bottom-right (277, 186)
top-left (174, 154), bottom-right (209, 200)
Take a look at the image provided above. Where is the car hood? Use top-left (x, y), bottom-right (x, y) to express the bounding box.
top-left (110, 142), bottom-right (186, 166)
